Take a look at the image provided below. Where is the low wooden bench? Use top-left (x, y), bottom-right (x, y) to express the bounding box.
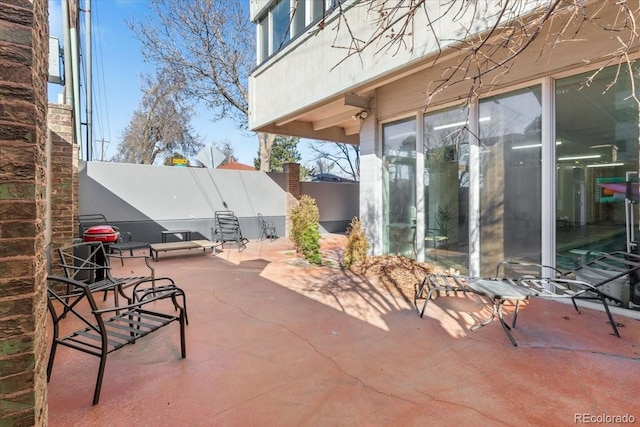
top-left (46, 275), bottom-right (187, 405)
top-left (150, 239), bottom-right (218, 261)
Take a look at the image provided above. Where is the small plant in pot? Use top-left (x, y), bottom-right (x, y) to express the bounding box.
top-left (435, 205), bottom-right (453, 240)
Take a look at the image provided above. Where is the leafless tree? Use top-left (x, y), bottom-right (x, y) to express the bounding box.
top-left (329, 0), bottom-right (640, 107)
top-left (310, 158), bottom-right (335, 176)
top-left (128, 0), bottom-right (277, 171)
top-left (215, 140), bottom-right (238, 165)
top-left (309, 142), bottom-right (360, 181)
top-left (113, 71), bottom-right (201, 164)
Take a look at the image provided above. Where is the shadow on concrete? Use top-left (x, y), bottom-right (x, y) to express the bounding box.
top-left (47, 235), bottom-right (640, 426)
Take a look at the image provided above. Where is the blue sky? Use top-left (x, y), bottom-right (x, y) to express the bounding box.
top-left (47, 0), bottom-right (311, 166)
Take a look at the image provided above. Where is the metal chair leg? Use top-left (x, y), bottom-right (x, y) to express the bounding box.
top-left (496, 301), bottom-right (518, 346)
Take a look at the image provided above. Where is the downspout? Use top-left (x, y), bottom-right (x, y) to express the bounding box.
top-left (62, 0), bottom-right (73, 107)
top-left (85, 0), bottom-right (92, 160)
top-left (70, 0), bottom-right (83, 159)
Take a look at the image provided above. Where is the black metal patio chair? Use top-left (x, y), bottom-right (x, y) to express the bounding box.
top-left (257, 213), bottom-right (277, 242)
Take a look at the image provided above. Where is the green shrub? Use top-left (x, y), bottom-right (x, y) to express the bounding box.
top-left (301, 223), bottom-right (322, 265)
top-left (290, 195), bottom-right (322, 265)
top-left (343, 217), bottom-right (369, 269)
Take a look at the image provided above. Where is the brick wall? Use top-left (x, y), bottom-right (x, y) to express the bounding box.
top-left (48, 104), bottom-right (77, 275)
top-left (283, 163), bottom-right (300, 237)
top-left (0, 0), bottom-right (49, 425)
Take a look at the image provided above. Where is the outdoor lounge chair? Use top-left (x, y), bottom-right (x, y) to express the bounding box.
top-left (213, 210), bottom-right (248, 251)
top-left (416, 273), bottom-right (535, 346)
top-left (414, 251), bottom-right (640, 346)
top-left (552, 251), bottom-right (640, 308)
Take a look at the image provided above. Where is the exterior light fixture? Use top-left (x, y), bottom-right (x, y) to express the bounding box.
top-left (352, 110), bottom-right (369, 120)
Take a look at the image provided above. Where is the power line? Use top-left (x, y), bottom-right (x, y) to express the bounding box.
top-left (92, 0), bottom-right (112, 158)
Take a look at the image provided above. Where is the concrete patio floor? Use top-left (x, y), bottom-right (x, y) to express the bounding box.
top-left (47, 234), bottom-right (640, 426)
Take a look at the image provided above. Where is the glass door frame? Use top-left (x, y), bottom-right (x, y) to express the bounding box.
top-left (376, 59), bottom-right (640, 313)
top-left (380, 113), bottom-right (421, 259)
top-left (465, 79), bottom-right (550, 277)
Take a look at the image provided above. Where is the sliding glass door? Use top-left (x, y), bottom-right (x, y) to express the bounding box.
top-left (382, 118), bottom-right (417, 257)
top-left (423, 107), bottom-right (470, 273)
top-left (379, 62), bottom-right (640, 306)
top-left (556, 65), bottom-right (640, 270)
top-left (478, 87), bottom-right (542, 276)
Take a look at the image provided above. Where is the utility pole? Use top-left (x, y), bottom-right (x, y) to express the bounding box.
top-left (98, 138), bottom-right (108, 161)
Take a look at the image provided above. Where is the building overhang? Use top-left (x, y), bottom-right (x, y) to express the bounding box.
top-left (250, 0), bottom-right (640, 144)
top-left (256, 93), bottom-right (376, 144)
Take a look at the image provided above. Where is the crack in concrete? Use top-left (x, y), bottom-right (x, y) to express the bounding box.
top-left (524, 345), bottom-right (640, 360)
top-left (211, 290), bottom-right (420, 407)
top-left (415, 389), bottom-right (514, 426)
top-left (213, 384), bottom-right (287, 419)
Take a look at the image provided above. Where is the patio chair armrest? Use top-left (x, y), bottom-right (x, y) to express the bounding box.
top-left (131, 276), bottom-right (176, 292)
top-left (131, 277), bottom-right (181, 301)
top-left (105, 253), bottom-right (155, 273)
top-left (495, 260), bottom-right (563, 279)
top-left (92, 286), bottom-right (183, 315)
top-left (516, 276), bottom-right (600, 296)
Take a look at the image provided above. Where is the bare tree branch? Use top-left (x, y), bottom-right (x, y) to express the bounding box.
top-left (128, 0), bottom-right (276, 170)
top-left (310, 142), bottom-right (360, 181)
top-left (114, 71), bottom-right (202, 164)
top-left (328, 1), bottom-right (640, 108)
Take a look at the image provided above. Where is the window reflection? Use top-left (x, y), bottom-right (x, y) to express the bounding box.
top-left (479, 87), bottom-right (542, 276)
top-left (424, 107), bottom-right (470, 273)
top-left (556, 65), bottom-right (640, 269)
top-left (383, 118), bottom-right (417, 258)
top-left (256, 0), bottom-right (345, 63)
top-left (271, 0), bottom-right (290, 52)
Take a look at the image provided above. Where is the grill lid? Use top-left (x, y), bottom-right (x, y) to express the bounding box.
top-left (83, 225), bottom-right (120, 243)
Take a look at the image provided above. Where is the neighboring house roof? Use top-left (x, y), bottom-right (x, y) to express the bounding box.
top-left (217, 162), bottom-right (256, 171)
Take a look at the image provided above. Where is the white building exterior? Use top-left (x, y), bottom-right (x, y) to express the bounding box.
top-left (249, 0), bottom-right (640, 303)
